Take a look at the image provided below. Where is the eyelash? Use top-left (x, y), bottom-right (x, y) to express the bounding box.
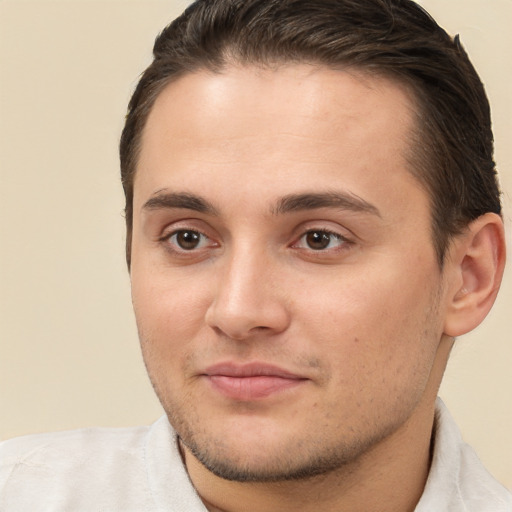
top-left (292, 229), bottom-right (351, 252)
top-left (159, 229), bottom-right (214, 254)
top-left (159, 227), bottom-right (353, 257)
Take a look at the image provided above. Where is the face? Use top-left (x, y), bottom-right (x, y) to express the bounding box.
top-left (130, 65), bottom-right (450, 481)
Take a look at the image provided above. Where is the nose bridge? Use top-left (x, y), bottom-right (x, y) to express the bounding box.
top-left (206, 239), bottom-right (289, 339)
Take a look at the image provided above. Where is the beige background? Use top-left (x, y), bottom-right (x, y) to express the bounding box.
top-left (0, 0), bottom-right (511, 490)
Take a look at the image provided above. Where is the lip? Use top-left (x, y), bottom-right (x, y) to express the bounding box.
top-left (202, 362), bottom-right (308, 400)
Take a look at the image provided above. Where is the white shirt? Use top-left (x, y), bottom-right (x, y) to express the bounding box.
top-left (1, 399), bottom-right (510, 511)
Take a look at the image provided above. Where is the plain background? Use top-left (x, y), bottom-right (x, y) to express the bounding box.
top-left (0, 0), bottom-right (511, 490)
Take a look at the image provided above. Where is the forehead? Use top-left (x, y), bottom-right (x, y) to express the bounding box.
top-left (135, 64), bottom-right (424, 217)
top-left (141, 65), bottom-right (416, 152)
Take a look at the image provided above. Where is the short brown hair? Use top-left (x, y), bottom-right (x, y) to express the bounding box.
top-left (120, 0), bottom-right (501, 267)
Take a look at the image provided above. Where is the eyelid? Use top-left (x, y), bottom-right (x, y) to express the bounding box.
top-left (157, 220), bottom-right (220, 257)
top-left (162, 227), bottom-right (214, 242)
top-left (291, 220), bottom-right (354, 241)
top-left (288, 221), bottom-right (357, 259)
top-left (293, 229), bottom-right (349, 248)
top-left (159, 226), bottom-right (208, 242)
top-left (158, 217), bottom-right (213, 241)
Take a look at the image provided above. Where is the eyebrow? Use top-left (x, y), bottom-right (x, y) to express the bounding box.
top-left (142, 190), bottom-right (381, 218)
top-left (272, 192), bottom-right (381, 217)
top-left (142, 191), bottom-right (219, 215)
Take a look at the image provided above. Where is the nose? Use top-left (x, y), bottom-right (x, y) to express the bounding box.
top-left (205, 245), bottom-right (291, 341)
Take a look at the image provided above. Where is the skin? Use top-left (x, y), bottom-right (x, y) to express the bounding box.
top-left (129, 65), bottom-right (504, 511)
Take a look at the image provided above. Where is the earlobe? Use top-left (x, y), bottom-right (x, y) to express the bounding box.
top-left (443, 213), bottom-right (506, 338)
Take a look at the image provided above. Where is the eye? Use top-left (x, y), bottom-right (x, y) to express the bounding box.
top-left (295, 230), bottom-right (347, 251)
top-left (167, 229), bottom-right (210, 251)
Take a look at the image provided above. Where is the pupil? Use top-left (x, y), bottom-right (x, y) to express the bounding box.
top-left (177, 231), bottom-right (200, 250)
top-left (306, 231), bottom-right (330, 250)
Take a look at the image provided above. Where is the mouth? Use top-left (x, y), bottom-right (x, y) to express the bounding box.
top-left (202, 362), bottom-right (309, 400)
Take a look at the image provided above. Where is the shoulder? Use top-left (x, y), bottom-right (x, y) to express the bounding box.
top-left (0, 423), bottom-right (150, 474)
top-left (0, 423), bottom-right (153, 510)
top-left (0, 416), bottom-right (206, 511)
top-left (1, 422), bottom-right (150, 452)
top-left (455, 435), bottom-right (512, 511)
top-left (416, 399), bottom-right (512, 512)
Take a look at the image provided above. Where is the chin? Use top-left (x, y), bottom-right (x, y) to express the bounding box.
top-left (175, 411), bottom-right (399, 484)
top-left (181, 435), bottom-right (353, 483)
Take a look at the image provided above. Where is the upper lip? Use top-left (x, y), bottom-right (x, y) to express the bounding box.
top-left (203, 362), bottom-right (306, 380)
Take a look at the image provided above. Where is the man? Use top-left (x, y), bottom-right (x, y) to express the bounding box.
top-left (1, 0), bottom-right (510, 510)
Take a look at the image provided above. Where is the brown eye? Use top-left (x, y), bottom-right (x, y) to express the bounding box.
top-left (172, 230), bottom-right (203, 250)
top-left (305, 231), bottom-right (336, 250)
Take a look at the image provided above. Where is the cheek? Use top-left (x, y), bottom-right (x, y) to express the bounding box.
top-left (293, 263), bottom-right (442, 379)
top-left (131, 266), bottom-right (212, 352)
top-left (131, 270), bottom-right (212, 406)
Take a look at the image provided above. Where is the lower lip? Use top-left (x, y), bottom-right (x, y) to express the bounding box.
top-left (207, 375), bottom-right (306, 400)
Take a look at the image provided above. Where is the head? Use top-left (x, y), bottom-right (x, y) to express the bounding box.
top-left (121, 0), bottom-right (501, 268)
top-left (121, 0), bottom-right (505, 486)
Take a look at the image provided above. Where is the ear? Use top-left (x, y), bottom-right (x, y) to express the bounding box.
top-left (443, 213), bottom-right (506, 338)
